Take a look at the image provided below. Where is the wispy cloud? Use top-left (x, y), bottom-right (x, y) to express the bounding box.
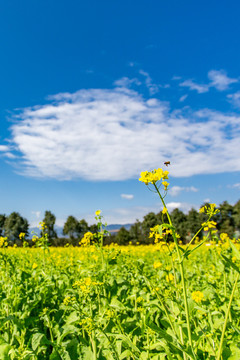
top-left (169, 186), bottom-right (198, 197)
top-left (32, 210), bottom-right (41, 218)
top-left (179, 94), bottom-right (188, 102)
top-left (180, 79), bottom-right (209, 93)
top-left (0, 145), bottom-right (10, 152)
top-left (208, 70), bottom-right (238, 91)
top-left (227, 91), bottom-right (240, 108)
top-left (166, 202), bottom-right (194, 213)
top-left (179, 70), bottom-right (238, 94)
top-left (114, 77), bottom-right (141, 88)
top-left (121, 194), bottom-right (134, 200)
top-left (139, 70), bottom-right (160, 94)
top-left (84, 202), bottom-right (195, 225)
top-left (4, 81), bottom-right (240, 181)
top-left (0, 145), bottom-right (16, 159)
top-left (228, 183), bottom-right (240, 189)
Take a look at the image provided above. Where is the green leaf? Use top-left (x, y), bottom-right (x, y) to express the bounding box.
top-left (221, 254), bottom-right (240, 273)
top-left (0, 344), bottom-right (11, 360)
top-left (107, 333), bottom-right (140, 354)
top-left (119, 350), bottom-right (132, 359)
top-left (32, 332), bottom-right (49, 351)
top-left (146, 321), bottom-right (195, 359)
top-left (229, 239), bottom-right (240, 261)
top-left (49, 350), bottom-right (61, 360)
top-left (109, 297), bottom-right (125, 311)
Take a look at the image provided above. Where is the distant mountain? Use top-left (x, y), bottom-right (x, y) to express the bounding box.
top-left (29, 225), bottom-right (65, 237)
top-left (28, 224), bottom-right (132, 237)
top-left (106, 224), bottom-right (132, 232)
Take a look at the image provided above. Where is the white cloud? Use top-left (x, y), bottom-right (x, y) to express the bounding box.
top-left (172, 76), bottom-right (182, 81)
top-left (0, 145), bottom-right (10, 152)
top-left (204, 198), bottom-right (211, 203)
top-left (4, 83), bottom-right (240, 181)
top-left (166, 202), bottom-right (194, 213)
top-left (139, 70), bottom-right (160, 94)
top-left (169, 186), bottom-right (198, 197)
top-left (32, 210), bottom-right (41, 219)
top-left (114, 77), bottom-right (141, 88)
top-left (29, 211), bottom-right (42, 227)
top-left (179, 94), bottom-right (188, 102)
top-left (121, 194), bottom-right (134, 200)
top-left (180, 79), bottom-right (209, 93)
top-left (0, 145), bottom-right (16, 159)
top-left (85, 202), bottom-right (195, 225)
top-left (179, 70), bottom-right (238, 94)
top-left (229, 183), bottom-right (240, 189)
top-left (228, 91), bottom-right (240, 108)
top-left (208, 70), bottom-right (238, 91)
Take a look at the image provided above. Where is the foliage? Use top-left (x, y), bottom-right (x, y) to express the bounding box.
top-left (3, 212), bottom-right (29, 243)
top-left (42, 211), bottom-right (57, 243)
top-left (0, 214), bottom-right (6, 236)
top-left (63, 215), bottom-right (79, 240)
top-left (0, 236), bottom-right (239, 358)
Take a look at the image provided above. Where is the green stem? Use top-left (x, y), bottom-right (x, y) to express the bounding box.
top-left (143, 276), bottom-right (177, 338)
top-left (90, 331), bottom-right (97, 360)
top-left (216, 272), bottom-right (239, 360)
top-left (154, 184), bottom-right (196, 360)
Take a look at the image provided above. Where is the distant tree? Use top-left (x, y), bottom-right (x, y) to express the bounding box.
top-left (115, 227), bottom-right (131, 245)
top-left (63, 216), bottom-right (79, 241)
top-left (4, 212), bottom-right (29, 243)
top-left (129, 220), bottom-right (143, 243)
top-left (233, 200), bottom-right (240, 232)
top-left (42, 210), bottom-right (57, 243)
top-left (215, 201), bottom-right (235, 237)
top-left (186, 208), bottom-right (203, 240)
top-left (142, 212), bottom-right (158, 243)
top-left (89, 224), bottom-right (98, 234)
top-left (0, 214), bottom-right (6, 236)
top-left (170, 208), bottom-right (188, 242)
top-left (78, 219), bottom-right (89, 239)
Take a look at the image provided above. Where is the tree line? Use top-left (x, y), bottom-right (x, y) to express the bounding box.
top-left (0, 200), bottom-right (239, 246)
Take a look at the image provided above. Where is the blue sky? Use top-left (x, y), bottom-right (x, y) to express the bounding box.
top-left (0, 0), bottom-right (240, 227)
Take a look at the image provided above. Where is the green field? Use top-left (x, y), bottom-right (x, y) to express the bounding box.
top-left (0, 239), bottom-right (239, 360)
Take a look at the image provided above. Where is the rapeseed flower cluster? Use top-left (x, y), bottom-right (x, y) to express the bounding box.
top-left (0, 237), bottom-right (8, 248)
top-left (153, 261), bottom-right (162, 269)
top-left (199, 203), bottom-right (219, 216)
top-left (192, 291), bottom-right (205, 303)
top-left (166, 273), bottom-right (174, 283)
top-left (63, 296), bottom-right (76, 306)
top-left (19, 232), bottom-right (25, 240)
top-left (139, 168), bottom-right (169, 186)
top-left (202, 220), bottom-right (217, 231)
top-left (73, 277), bottom-right (103, 293)
top-left (80, 231), bottom-right (94, 246)
top-left (38, 221), bottom-right (47, 231)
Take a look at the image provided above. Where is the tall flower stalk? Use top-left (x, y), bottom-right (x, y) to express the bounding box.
top-left (139, 167), bottom-right (219, 359)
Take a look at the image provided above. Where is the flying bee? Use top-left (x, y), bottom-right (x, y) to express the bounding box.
top-left (164, 161), bottom-right (170, 167)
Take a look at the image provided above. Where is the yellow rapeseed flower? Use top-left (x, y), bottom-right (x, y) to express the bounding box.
top-left (0, 237), bottom-right (7, 248)
top-left (162, 181), bottom-right (169, 191)
top-left (166, 273), bottom-right (174, 283)
top-left (192, 291), bottom-right (204, 303)
top-left (153, 261), bottom-right (162, 269)
top-left (95, 210), bottom-right (101, 216)
top-left (139, 168), bottom-right (169, 185)
top-left (199, 203), bottom-right (219, 216)
top-left (80, 231), bottom-right (94, 246)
